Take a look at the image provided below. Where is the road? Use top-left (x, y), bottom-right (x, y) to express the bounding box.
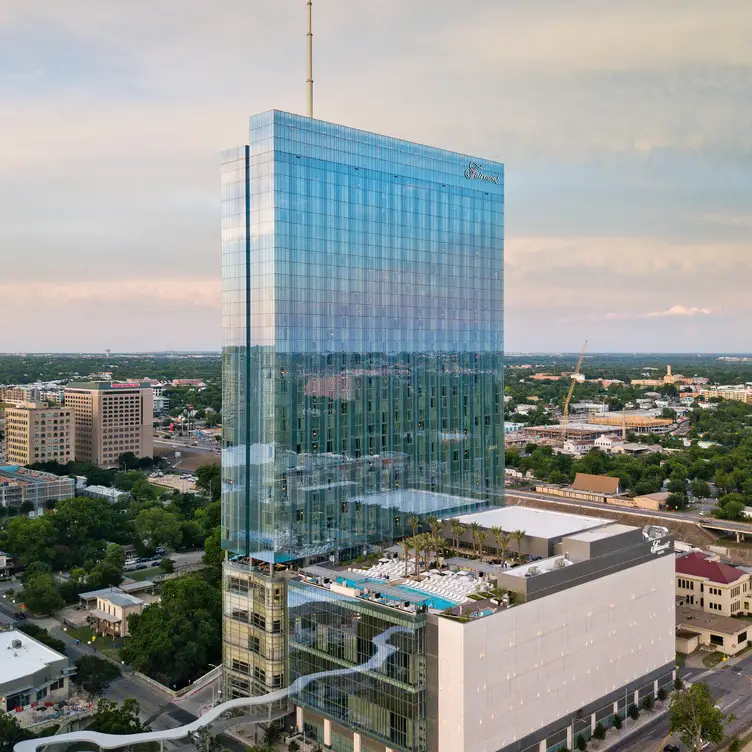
top-left (507, 488), bottom-right (752, 537)
top-left (613, 658), bottom-right (752, 752)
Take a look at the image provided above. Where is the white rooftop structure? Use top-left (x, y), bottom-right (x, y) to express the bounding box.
top-left (456, 507), bottom-right (606, 540)
top-left (0, 630), bottom-right (66, 685)
top-left (564, 523), bottom-right (636, 543)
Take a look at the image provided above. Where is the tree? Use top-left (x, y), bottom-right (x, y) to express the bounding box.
top-left (72, 656), bottom-right (122, 698)
top-left (22, 573), bottom-right (64, 615)
top-left (0, 711), bottom-right (34, 752)
top-left (468, 522), bottom-right (482, 556)
top-left (117, 452), bottom-right (139, 470)
top-left (628, 704), bottom-right (640, 721)
top-left (450, 518), bottom-right (464, 553)
top-left (593, 722), bottom-right (606, 741)
top-left (691, 479), bottom-right (711, 499)
top-left (159, 557), bottom-right (175, 574)
top-left (120, 574), bottom-right (221, 688)
top-left (575, 735), bottom-right (587, 751)
top-left (17, 623), bottom-right (66, 655)
top-left (400, 537), bottom-right (411, 577)
top-left (513, 529), bottom-right (526, 562)
top-left (202, 527), bottom-right (222, 583)
top-left (19, 501), bottom-right (35, 515)
top-left (88, 544), bottom-right (125, 589)
top-left (135, 507), bottom-right (182, 550)
top-left (407, 515), bottom-right (420, 539)
top-left (669, 682), bottom-right (732, 752)
top-left (3, 516), bottom-right (58, 566)
top-left (657, 687), bottom-right (668, 702)
top-left (88, 699), bottom-right (149, 734)
top-left (666, 493), bottom-right (687, 511)
top-left (612, 713), bottom-right (622, 730)
top-left (641, 694), bottom-right (654, 712)
top-left (195, 463), bottom-right (221, 502)
top-left (728, 739), bottom-right (742, 752)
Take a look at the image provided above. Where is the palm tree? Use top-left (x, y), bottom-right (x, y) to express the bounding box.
top-left (490, 526), bottom-right (505, 559)
top-left (477, 530), bottom-right (488, 558)
top-left (499, 531), bottom-right (511, 566)
top-left (469, 522), bottom-right (482, 556)
top-left (513, 529), bottom-right (526, 563)
top-left (450, 518), bottom-right (465, 554)
top-left (411, 534), bottom-right (423, 577)
top-left (428, 515), bottom-right (443, 538)
top-left (399, 537), bottom-right (411, 577)
top-left (407, 515), bottom-right (420, 539)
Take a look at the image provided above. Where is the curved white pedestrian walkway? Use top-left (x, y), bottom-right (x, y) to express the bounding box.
top-left (15, 626), bottom-right (410, 752)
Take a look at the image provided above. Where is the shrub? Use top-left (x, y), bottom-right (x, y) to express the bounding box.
top-left (612, 713), bottom-right (622, 730)
top-left (628, 703), bottom-right (640, 721)
top-left (641, 694), bottom-right (654, 712)
top-left (593, 722), bottom-right (606, 741)
top-left (575, 734), bottom-right (587, 751)
top-left (657, 687), bottom-right (667, 702)
top-left (674, 676), bottom-right (683, 691)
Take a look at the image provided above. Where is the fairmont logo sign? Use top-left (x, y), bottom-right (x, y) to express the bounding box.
top-left (464, 161), bottom-right (500, 184)
top-left (650, 539), bottom-right (672, 556)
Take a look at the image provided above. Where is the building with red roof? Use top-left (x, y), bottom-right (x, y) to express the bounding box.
top-left (675, 551), bottom-right (752, 618)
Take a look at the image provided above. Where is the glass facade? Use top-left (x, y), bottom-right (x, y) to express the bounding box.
top-left (221, 110), bottom-right (504, 563)
top-left (288, 578), bottom-right (427, 752)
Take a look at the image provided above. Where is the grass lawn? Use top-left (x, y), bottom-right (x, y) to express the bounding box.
top-left (702, 651), bottom-right (725, 668)
top-left (66, 626), bottom-right (124, 662)
top-left (126, 566), bottom-right (161, 581)
top-left (675, 652), bottom-right (687, 668)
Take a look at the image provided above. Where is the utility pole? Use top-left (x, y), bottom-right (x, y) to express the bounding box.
top-left (306, 0), bottom-right (314, 117)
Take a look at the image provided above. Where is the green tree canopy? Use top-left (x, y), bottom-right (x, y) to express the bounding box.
top-left (72, 656), bottom-right (122, 698)
top-left (669, 682), bottom-right (731, 751)
top-left (87, 699), bottom-right (149, 735)
top-left (120, 574), bottom-right (221, 688)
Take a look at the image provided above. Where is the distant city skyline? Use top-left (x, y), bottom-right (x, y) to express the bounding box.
top-left (1, 1), bottom-right (749, 352)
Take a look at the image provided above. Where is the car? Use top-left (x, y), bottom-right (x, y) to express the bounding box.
top-left (13, 612), bottom-right (26, 620)
top-left (664, 745), bottom-right (680, 752)
top-left (136, 563), bottom-right (148, 570)
top-left (125, 559), bottom-right (137, 567)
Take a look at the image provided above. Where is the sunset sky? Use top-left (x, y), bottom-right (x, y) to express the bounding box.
top-left (1, 1), bottom-right (750, 353)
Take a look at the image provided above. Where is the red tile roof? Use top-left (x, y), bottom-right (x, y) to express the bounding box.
top-left (675, 552), bottom-right (745, 584)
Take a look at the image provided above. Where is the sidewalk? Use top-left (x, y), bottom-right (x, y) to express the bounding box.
top-left (586, 705), bottom-right (669, 752)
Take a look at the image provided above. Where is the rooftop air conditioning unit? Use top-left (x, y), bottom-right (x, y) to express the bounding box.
top-left (11, 639), bottom-right (22, 649)
top-left (554, 558), bottom-right (566, 569)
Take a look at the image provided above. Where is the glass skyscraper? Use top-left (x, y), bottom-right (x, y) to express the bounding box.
top-left (221, 110), bottom-right (504, 566)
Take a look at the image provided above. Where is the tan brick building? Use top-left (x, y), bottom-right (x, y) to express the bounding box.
top-left (64, 382), bottom-right (153, 468)
top-left (675, 551), bottom-right (752, 617)
top-left (4, 405), bottom-right (75, 466)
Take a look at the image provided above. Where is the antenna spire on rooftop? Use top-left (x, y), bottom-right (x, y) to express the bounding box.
top-left (306, 0), bottom-right (314, 117)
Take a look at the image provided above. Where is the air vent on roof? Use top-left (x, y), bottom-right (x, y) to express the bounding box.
top-left (11, 639), bottom-right (22, 649)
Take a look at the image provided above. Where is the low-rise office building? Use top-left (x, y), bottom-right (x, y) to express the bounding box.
top-left (0, 465), bottom-right (74, 515)
top-left (676, 606), bottom-right (752, 657)
top-left (675, 551), bottom-right (752, 617)
top-left (0, 630), bottom-right (73, 712)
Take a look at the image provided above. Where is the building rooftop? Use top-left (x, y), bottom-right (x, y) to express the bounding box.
top-left (677, 605), bottom-right (752, 635)
top-left (571, 473), bottom-right (621, 495)
top-left (65, 382), bottom-right (150, 390)
top-left (676, 552), bottom-right (746, 584)
top-left (564, 523), bottom-right (637, 542)
top-left (0, 630), bottom-right (67, 685)
top-left (101, 592), bottom-right (144, 607)
top-left (456, 506), bottom-right (605, 541)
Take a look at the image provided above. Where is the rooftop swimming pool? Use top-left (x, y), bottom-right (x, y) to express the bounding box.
top-left (337, 576), bottom-right (457, 612)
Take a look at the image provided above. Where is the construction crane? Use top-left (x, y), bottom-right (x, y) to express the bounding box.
top-left (561, 341), bottom-right (587, 442)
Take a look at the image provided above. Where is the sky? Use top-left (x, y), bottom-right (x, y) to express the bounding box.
top-left (1, 0), bottom-right (750, 353)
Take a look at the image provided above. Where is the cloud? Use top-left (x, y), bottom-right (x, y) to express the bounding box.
top-left (605, 305), bottom-right (716, 320)
top-left (0, 279), bottom-right (220, 309)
